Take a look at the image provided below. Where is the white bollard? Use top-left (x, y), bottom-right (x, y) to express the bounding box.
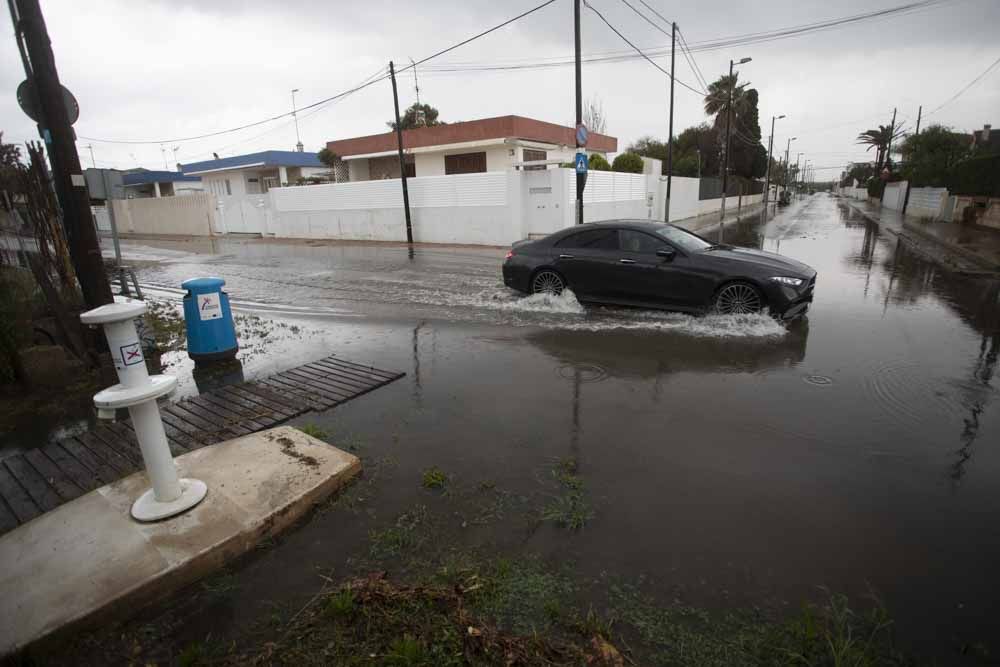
top-left (81, 297), bottom-right (207, 522)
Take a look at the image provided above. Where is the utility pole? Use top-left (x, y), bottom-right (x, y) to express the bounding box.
top-left (574, 0), bottom-right (584, 225)
top-left (86, 143), bottom-right (96, 168)
top-left (880, 107), bottom-right (897, 204)
top-left (10, 0), bottom-right (111, 309)
top-left (291, 88), bottom-right (303, 152)
top-left (902, 105), bottom-right (922, 216)
top-left (389, 61), bottom-right (413, 244)
top-left (696, 148), bottom-right (701, 178)
top-left (719, 56), bottom-right (751, 241)
top-left (794, 152), bottom-right (802, 199)
top-left (784, 136), bottom-right (796, 201)
top-left (664, 21), bottom-right (676, 223)
top-left (763, 114), bottom-right (784, 207)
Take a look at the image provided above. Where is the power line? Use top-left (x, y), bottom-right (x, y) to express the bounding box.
top-left (677, 27), bottom-right (709, 92)
top-left (78, 0), bottom-right (559, 146)
top-left (636, 0), bottom-right (672, 27)
top-left (424, 0), bottom-right (956, 73)
top-left (619, 0), bottom-right (671, 39)
top-left (583, 0), bottom-right (706, 96)
top-left (926, 54), bottom-right (1000, 116)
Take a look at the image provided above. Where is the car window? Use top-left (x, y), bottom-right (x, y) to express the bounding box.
top-left (619, 230), bottom-right (665, 254)
top-left (554, 229), bottom-right (619, 250)
top-left (654, 225), bottom-right (713, 252)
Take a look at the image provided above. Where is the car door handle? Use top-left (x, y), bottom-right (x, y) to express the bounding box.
top-left (558, 254), bottom-right (575, 260)
top-left (618, 258), bottom-right (636, 264)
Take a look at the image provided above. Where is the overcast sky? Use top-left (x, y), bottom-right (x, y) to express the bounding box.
top-left (3, 0), bottom-right (998, 178)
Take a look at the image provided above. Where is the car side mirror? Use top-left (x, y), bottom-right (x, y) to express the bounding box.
top-left (656, 247), bottom-right (676, 260)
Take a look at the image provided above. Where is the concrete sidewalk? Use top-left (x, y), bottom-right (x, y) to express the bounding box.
top-left (674, 202), bottom-right (767, 235)
top-left (841, 198), bottom-right (1000, 274)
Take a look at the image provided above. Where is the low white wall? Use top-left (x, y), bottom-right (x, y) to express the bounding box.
top-left (268, 171), bottom-right (518, 245)
top-left (882, 181), bottom-right (908, 211)
top-left (111, 193), bottom-right (216, 236)
top-left (906, 187), bottom-right (948, 219)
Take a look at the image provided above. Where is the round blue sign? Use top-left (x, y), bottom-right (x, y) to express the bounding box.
top-left (576, 123), bottom-right (588, 147)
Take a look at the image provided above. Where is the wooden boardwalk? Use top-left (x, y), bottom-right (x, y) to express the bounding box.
top-left (0, 355), bottom-right (403, 536)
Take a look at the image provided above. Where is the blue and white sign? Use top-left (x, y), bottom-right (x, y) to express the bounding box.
top-left (575, 152), bottom-right (588, 174)
top-left (576, 123), bottom-right (589, 147)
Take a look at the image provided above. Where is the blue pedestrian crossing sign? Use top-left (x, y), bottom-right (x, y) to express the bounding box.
top-left (575, 152), bottom-right (588, 174)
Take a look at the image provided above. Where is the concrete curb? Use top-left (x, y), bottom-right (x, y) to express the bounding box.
top-left (0, 426), bottom-right (361, 657)
top-left (841, 199), bottom-right (1000, 275)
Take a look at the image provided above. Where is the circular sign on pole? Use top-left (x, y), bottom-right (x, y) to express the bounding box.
top-left (17, 79), bottom-right (80, 125)
top-left (576, 123), bottom-right (588, 148)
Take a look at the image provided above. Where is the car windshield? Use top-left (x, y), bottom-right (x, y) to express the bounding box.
top-left (654, 225), bottom-right (714, 252)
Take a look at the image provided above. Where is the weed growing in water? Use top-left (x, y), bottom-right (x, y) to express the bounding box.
top-left (296, 423), bottom-right (328, 439)
top-left (421, 466), bottom-right (448, 489)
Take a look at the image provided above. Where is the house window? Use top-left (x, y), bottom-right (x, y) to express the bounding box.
top-left (523, 148), bottom-right (547, 171)
top-left (224, 179), bottom-right (232, 196)
top-left (444, 152), bottom-right (487, 175)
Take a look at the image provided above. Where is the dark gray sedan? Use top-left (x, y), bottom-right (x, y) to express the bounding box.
top-left (502, 220), bottom-right (816, 319)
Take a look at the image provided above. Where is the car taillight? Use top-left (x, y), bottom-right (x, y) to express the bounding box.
top-left (505, 250), bottom-right (514, 260)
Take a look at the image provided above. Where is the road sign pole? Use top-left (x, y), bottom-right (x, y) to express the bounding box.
top-left (574, 0), bottom-right (584, 225)
top-left (10, 0), bottom-right (111, 309)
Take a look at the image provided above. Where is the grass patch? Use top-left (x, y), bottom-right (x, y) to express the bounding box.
top-left (421, 466), bottom-right (448, 490)
top-left (541, 458), bottom-right (594, 530)
top-left (369, 505), bottom-right (429, 560)
top-left (607, 582), bottom-right (911, 666)
top-left (225, 572), bottom-right (607, 666)
top-left (296, 423), bottom-right (328, 440)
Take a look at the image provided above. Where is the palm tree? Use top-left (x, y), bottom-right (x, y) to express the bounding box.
top-left (856, 124), bottom-right (906, 174)
top-left (703, 74), bottom-right (748, 126)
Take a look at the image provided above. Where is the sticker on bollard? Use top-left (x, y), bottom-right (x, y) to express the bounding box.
top-left (198, 292), bottom-right (222, 320)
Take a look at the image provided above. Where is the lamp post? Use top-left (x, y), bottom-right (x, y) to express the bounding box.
top-left (795, 152), bottom-right (803, 198)
top-left (763, 114), bottom-right (784, 207)
top-left (784, 137), bottom-right (797, 199)
top-left (291, 88), bottom-right (303, 152)
top-left (719, 56), bottom-right (751, 242)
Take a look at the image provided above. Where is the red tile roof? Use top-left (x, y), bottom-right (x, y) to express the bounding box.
top-left (325, 115), bottom-right (617, 157)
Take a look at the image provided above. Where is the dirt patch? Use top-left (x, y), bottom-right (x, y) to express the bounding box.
top-left (276, 435), bottom-right (319, 468)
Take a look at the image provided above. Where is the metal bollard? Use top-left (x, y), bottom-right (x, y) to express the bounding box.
top-left (81, 297), bottom-right (208, 522)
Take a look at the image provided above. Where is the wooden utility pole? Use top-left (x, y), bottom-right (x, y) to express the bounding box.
top-left (664, 22), bottom-right (676, 222)
top-left (389, 61), bottom-right (414, 244)
top-left (11, 0), bottom-right (111, 308)
top-left (902, 105), bottom-right (922, 216)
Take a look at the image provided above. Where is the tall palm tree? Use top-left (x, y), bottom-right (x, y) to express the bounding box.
top-left (703, 74), bottom-right (748, 126)
top-left (856, 124), bottom-right (906, 174)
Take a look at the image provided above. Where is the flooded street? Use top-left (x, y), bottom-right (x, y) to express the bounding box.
top-left (115, 194), bottom-right (1000, 659)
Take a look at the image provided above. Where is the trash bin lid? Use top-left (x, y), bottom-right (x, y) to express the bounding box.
top-left (182, 276), bottom-right (226, 292)
top-left (80, 295), bottom-right (147, 324)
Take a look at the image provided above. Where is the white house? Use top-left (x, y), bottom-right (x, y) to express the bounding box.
top-left (324, 115), bottom-right (617, 182)
top-left (179, 150), bottom-right (327, 197)
top-left (122, 169), bottom-right (203, 198)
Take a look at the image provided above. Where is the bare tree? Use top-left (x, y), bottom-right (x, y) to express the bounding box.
top-left (583, 97), bottom-right (607, 134)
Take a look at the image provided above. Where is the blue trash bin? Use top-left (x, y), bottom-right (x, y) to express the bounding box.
top-left (182, 277), bottom-right (238, 363)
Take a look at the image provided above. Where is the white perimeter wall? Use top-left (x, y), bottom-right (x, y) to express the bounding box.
top-left (907, 187), bottom-right (948, 219)
top-left (269, 171), bottom-right (517, 245)
top-left (110, 193), bottom-right (217, 236)
top-left (882, 181), bottom-right (907, 211)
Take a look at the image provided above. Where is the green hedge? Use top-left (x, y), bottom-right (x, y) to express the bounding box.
top-left (947, 154), bottom-right (1000, 197)
top-left (612, 152), bottom-right (644, 174)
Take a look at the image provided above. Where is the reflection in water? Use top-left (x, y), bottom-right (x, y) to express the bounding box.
top-left (412, 321), bottom-right (426, 407)
top-left (527, 322), bottom-right (809, 382)
top-left (192, 358), bottom-right (245, 395)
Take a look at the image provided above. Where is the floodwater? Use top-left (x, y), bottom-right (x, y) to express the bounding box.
top-left (102, 195), bottom-right (1000, 658)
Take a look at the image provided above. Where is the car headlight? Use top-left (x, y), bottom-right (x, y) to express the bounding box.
top-left (770, 276), bottom-right (803, 286)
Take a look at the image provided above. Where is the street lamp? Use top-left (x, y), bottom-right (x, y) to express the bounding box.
top-left (764, 114), bottom-right (785, 207)
top-left (291, 88), bottom-right (303, 152)
top-left (784, 137), bottom-right (797, 195)
top-left (719, 56), bottom-right (752, 241)
top-left (795, 152), bottom-right (804, 197)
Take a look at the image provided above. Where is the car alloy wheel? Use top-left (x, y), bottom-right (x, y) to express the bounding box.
top-left (714, 282), bottom-right (763, 314)
top-left (531, 270), bottom-right (565, 295)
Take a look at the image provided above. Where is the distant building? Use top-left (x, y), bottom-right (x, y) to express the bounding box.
top-left (971, 124), bottom-right (995, 152)
top-left (324, 115), bottom-right (617, 182)
top-left (122, 169), bottom-right (202, 198)
top-left (179, 150), bottom-right (326, 197)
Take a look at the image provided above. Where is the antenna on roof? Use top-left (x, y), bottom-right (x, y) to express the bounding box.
top-left (410, 57), bottom-right (421, 109)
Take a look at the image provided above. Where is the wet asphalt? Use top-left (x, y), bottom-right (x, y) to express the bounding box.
top-left (110, 194), bottom-right (1000, 658)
